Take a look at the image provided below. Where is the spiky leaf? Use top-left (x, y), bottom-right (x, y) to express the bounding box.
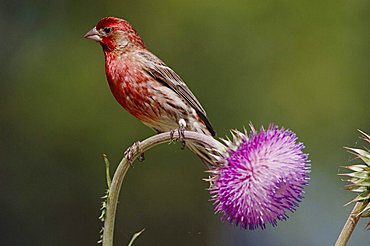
top-left (340, 130), bottom-right (370, 219)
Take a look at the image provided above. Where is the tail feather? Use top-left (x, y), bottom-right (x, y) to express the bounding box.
top-left (186, 141), bottom-right (216, 169)
top-left (184, 120), bottom-right (219, 168)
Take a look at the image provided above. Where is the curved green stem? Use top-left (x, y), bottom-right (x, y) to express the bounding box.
top-left (102, 130), bottom-right (224, 246)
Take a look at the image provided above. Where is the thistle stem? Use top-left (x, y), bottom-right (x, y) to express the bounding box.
top-left (102, 130), bottom-right (224, 246)
top-left (335, 202), bottom-right (366, 246)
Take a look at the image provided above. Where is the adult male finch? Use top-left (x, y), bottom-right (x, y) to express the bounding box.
top-left (84, 17), bottom-right (216, 165)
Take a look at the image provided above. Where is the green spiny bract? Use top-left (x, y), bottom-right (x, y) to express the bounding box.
top-left (340, 130), bottom-right (370, 222)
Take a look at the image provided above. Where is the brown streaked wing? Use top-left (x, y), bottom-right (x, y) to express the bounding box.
top-left (137, 50), bottom-right (216, 136)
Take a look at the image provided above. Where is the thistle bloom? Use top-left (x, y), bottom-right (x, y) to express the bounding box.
top-left (210, 125), bottom-right (310, 229)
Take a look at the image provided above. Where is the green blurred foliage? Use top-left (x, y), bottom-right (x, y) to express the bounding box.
top-left (0, 0), bottom-right (369, 245)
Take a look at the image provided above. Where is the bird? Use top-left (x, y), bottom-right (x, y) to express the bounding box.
top-left (84, 17), bottom-right (216, 165)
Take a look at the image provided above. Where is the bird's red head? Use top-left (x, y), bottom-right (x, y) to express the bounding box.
top-left (84, 17), bottom-right (145, 52)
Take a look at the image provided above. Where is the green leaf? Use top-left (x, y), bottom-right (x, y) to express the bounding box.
top-left (102, 154), bottom-right (112, 189)
top-left (128, 228), bottom-right (145, 246)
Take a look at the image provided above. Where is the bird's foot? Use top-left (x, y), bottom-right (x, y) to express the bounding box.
top-left (124, 141), bottom-right (143, 165)
top-left (170, 129), bottom-right (175, 142)
top-left (170, 119), bottom-right (186, 149)
top-left (178, 127), bottom-right (186, 150)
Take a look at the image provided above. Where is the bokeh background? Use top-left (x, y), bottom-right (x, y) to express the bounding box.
top-left (1, 0), bottom-right (369, 245)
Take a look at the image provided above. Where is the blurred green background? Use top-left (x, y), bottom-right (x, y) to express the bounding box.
top-left (0, 0), bottom-right (369, 245)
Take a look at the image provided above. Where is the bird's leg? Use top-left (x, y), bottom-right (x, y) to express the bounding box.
top-left (178, 119), bottom-right (186, 149)
top-left (170, 129), bottom-right (175, 143)
top-left (124, 141), bottom-right (142, 165)
top-left (169, 119), bottom-right (186, 148)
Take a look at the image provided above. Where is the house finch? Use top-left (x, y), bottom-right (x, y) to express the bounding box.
top-left (84, 17), bottom-right (216, 165)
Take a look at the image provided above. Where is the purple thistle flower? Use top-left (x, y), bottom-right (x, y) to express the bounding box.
top-left (210, 124), bottom-right (310, 230)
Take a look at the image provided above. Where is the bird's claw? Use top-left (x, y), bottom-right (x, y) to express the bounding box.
top-left (138, 152), bottom-right (145, 162)
top-left (178, 127), bottom-right (185, 149)
top-left (170, 129), bottom-right (176, 142)
top-left (170, 120), bottom-right (186, 149)
top-left (124, 141), bottom-right (143, 165)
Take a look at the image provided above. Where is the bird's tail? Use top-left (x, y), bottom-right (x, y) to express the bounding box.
top-left (183, 120), bottom-right (222, 168)
top-left (186, 141), bottom-right (218, 169)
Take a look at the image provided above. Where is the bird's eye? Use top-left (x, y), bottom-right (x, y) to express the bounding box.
top-left (103, 27), bottom-right (112, 34)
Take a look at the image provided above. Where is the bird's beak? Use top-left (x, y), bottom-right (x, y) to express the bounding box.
top-left (84, 27), bottom-right (102, 42)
